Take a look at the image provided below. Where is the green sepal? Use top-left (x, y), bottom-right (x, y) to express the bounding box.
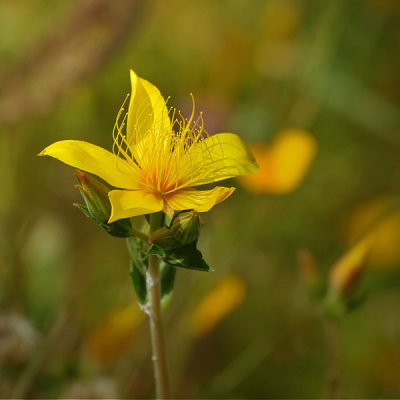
top-left (147, 210), bottom-right (208, 271)
top-left (148, 241), bottom-right (211, 272)
top-left (74, 203), bottom-right (133, 238)
top-left (127, 237), bottom-right (148, 305)
top-left (323, 283), bottom-right (367, 320)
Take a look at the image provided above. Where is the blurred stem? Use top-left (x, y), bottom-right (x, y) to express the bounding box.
top-left (147, 212), bottom-right (170, 399)
top-left (325, 319), bottom-right (342, 399)
top-left (12, 312), bottom-right (69, 398)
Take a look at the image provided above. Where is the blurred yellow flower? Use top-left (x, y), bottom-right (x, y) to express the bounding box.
top-left (238, 128), bottom-right (317, 194)
top-left (85, 304), bottom-right (144, 365)
top-left (346, 196), bottom-right (400, 268)
top-left (190, 274), bottom-right (246, 336)
top-left (39, 70), bottom-right (258, 222)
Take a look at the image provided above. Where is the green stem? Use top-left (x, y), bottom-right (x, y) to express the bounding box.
top-left (147, 213), bottom-right (170, 399)
top-left (325, 319), bottom-right (342, 399)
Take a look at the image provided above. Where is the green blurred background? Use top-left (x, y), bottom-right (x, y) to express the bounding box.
top-left (1, 0), bottom-right (400, 398)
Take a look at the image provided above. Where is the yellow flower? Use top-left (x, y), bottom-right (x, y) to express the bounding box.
top-left (39, 70), bottom-right (258, 222)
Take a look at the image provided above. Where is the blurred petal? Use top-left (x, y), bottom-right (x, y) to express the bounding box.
top-left (191, 274), bottom-right (246, 336)
top-left (86, 304), bottom-right (144, 365)
top-left (239, 128), bottom-right (317, 194)
top-left (108, 190), bottom-right (163, 222)
top-left (127, 69), bottom-right (171, 143)
top-left (165, 186), bottom-right (235, 213)
top-left (368, 214), bottom-right (400, 267)
top-left (188, 133), bottom-right (259, 186)
top-left (39, 140), bottom-right (138, 189)
top-left (346, 196), bottom-right (400, 267)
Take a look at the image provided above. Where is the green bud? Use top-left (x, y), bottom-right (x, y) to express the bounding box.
top-left (170, 210), bottom-right (201, 244)
top-left (75, 170), bottom-right (111, 222)
top-left (74, 170), bottom-right (133, 238)
top-left (322, 238), bottom-right (372, 319)
top-left (149, 227), bottom-right (179, 251)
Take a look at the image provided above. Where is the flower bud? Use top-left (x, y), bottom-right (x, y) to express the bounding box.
top-left (148, 227), bottom-right (177, 251)
top-left (74, 170), bottom-right (133, 238)
top-left (75, 170), bottom-right (111, 222)
top-left (329, 238), bottom-right (371, 295)
top-left (170, 210), bottom-right (201, 244)
top-left (324, 237), bottom-right (372, 318)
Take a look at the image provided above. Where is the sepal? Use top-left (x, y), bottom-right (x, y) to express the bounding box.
top-left (148, 241), bottom-right (211, 272)
top-left (74, 203), bottom-right (133, 238)
top-left (148, 211), bottom-right (210, 271)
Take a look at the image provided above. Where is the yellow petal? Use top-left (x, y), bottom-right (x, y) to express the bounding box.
top-left (39, 140), bottom-right (138, 189)
top-left (239, 128), bottom-right (317, 194)
top-left (127, 69), bottom-right (171, 143)
top-left (165, 186), bottom-right (235, 213)
top-left (108, 190), bottom-right (163, 222)
top-left (188, 133), bottom-right (259, 186)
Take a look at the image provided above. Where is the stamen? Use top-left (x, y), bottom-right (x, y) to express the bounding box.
top-left (113, 90), bottom-right (225, 196)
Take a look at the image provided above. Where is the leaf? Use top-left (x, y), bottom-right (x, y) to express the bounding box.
top-left (127, 237), bottom-right (178, 308)
top-left (160, 262), bottom-right (176, 308)
top-left (127, 237), bottom-right (148, 305)
top-left (149, 241), bottom-right (211, 272)
top-left (129, 259), bottom-right (147, 305)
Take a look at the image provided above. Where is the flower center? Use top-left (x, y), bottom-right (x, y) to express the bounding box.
top-left (139, 167), bottom-right (179, 197)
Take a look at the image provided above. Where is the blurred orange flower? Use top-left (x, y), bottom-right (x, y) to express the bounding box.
top-left (238, 128), bottom-right (317, 194)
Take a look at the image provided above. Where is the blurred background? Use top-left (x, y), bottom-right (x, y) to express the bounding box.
top-left (1, 0), bottom-right (400, 398)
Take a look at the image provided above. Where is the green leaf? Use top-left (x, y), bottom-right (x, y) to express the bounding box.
top-left (160, 262), bottom-right (176, 308)
top-left (127, 237), bottom-right (148, 305)
top-left (149, 241), bottom-right (211, 272)
top-left (129, 258), bottom-right (148, 305)
top-left (127, 237), bottom-right (178, 308)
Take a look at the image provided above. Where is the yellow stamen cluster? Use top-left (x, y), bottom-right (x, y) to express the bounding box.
top-left (112, 94), bottom-right (221, 198)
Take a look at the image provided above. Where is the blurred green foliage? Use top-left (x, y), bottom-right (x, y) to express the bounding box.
top-left (0, 0), bottom-right (399, 398)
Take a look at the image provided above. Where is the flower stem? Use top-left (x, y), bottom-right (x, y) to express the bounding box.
top-left (147, 213), bottom-right (170, 399)
top-left (325, 319), bottom-right (342, 399)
